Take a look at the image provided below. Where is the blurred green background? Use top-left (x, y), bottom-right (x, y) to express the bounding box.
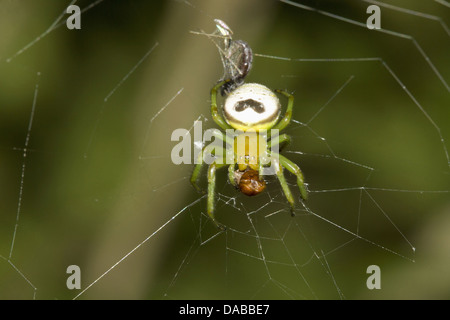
top-left (0, 0), bottom-right (449, 299)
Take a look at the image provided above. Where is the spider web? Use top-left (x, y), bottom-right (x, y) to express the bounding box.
top-left (0, 0), bottom-right (449, 300)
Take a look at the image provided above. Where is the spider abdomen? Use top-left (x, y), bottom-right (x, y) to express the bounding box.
top-left (223, 83), bottom-right (281, 131)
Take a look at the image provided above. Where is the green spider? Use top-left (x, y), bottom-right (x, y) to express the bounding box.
top-left (191, 80), bottom-right (308, 229)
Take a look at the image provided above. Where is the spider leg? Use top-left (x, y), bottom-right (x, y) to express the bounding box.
top-left (208, 162), bottom-right (227, 230)
top-left (191, 144), bottom-right (216, 193)
top-left (272, 157), bottom-right (296, 216)
top-left (228, 163), bottom-right (237, 187)
top-left (191, 147), bottom-right (226, 193)
top-left (279, 154), bottom-right (308, 201)
top-left (191, 145), bottom-right (227, 229)
top-left (268, 133), bottom-right (291, 153)
top-left (211, 80), bottom-right (233, 130)
top-left (191, 161), bottom-right (206, 193)
top-left (190, 130), bottom-right (228, 193)
top-left (273, 89), bottom-right (294, 131)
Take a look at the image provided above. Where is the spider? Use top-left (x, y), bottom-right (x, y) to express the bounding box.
top-left (191, 80), bottom-right (308, 229)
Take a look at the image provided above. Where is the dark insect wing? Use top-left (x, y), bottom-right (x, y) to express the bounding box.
top-left (220, 40), bottom-right (253, 95)
top-left (231, 40), bottom-right (253, 83)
